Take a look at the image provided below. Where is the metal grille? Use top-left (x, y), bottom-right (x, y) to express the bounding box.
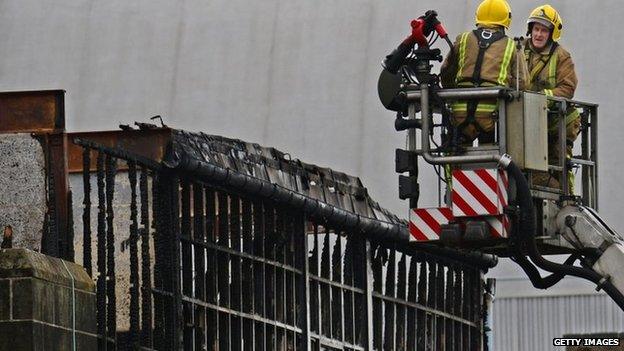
top-left (76, 143), bottom-right (487, 350)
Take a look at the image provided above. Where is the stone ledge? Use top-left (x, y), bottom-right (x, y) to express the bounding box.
top-left (0, 320), bottom-right (98, 351)
top-left (0, 249), bottom-right (94, 292)
top-left (5, 277), bottom-right (97, 333)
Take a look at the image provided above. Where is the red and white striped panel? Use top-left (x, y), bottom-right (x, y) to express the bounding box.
top-left (451, 169), bottom-right (509, 217)
top-left (486, 215), bottom-right (510, 238)
top-left (409, 207), bottom-right (453, 242)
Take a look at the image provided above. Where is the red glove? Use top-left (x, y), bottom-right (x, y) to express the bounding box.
top-left (402, 18), bottom-right (427, 46)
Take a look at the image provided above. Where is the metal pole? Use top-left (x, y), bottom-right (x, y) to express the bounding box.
top-left (581, 107), bottom-right (590, 206)
top-left (364, 240), bottom-right (374, 351)
top-left (497, 97), bottom-right (507, 155)
top-left (404, 87), bottom-right (507, 101)
top-left (483, 278), bottom-right (496, 351)
top-left (420, 83), bottom-right (431, 154)
top-left (559, 102), bottom-right (568, 196)
top-left (418, 84), bottom-right (504, 165)
top-left (168, 175), bottom-right (183, 350)
top-left (298, 215), bottom-right (311, 351)
top-left (408, 101), bottom-right (417, 152)
top-left (592, 106), bottom-right (599, 210)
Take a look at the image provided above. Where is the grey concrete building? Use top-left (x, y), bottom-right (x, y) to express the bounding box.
top-left (1, 0), bottom-right (623, 349)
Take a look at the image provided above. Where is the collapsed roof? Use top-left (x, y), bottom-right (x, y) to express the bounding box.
top-left (164, 129), bottom-right (408, 241)
top-left (73, 125), bottom-right (497, 268)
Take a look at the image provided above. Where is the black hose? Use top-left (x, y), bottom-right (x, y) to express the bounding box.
top-left (506, 191), bottom-right (567, 289)
top-left (506, 160), bottom-right (624, 310)
top-left (505, 161), bottom-right (535, 240)
top-left (411, 243), bottom-right (499, 269)
top-left (525, 237), bottom-right (624, 310)
top-left (511, 251), bottom-right (572, 289)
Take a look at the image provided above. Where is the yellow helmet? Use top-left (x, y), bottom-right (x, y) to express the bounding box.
top-left (527, 5), bottom-right (563, 41)
top-left (475, 0), bottom-right (512, 29)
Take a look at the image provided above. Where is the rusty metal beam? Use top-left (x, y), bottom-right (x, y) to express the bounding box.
top-left (67, 129), bottom-right (172, 173)
top-left (0, 90), bottom-right (69, 259)
top-left (48, 132), bottom-right (71, 259)
top-left (0, 90), bottom-right (65, 133)
top-left (31, 131), bottom-right (71, 260)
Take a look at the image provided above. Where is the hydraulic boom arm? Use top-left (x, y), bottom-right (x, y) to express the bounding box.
top-left (555, 205), bottom-right (624, 301)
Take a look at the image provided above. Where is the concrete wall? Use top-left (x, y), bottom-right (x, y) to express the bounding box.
top-left (0, 134), bottom-right (47, 251)
top-left (2, 0), bottom-right (624, 347)
top-left (0, 0), bottom-right (621, 230)
top-left (70, 171), bottom-right (139, 332)
top-left (4, 0), bottom-right (622, 223)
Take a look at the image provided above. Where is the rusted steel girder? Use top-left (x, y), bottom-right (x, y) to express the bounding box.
top-left (39, 131), bottom-right (71, 259)
top-left (0, 90), bottom-right (65, 133)
top-left (0, 90), bottom-right (70, 259)
top-left (67, 128), bottom-right (172, 173)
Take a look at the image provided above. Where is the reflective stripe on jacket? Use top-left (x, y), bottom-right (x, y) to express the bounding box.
top-left (441, 28), bottom-right (528, 116)
top-left (525, 40), bottom-right (577, 99)
top-left (524, 40), bottom-right (579, 131)
top-left (441, 28), bottom-right (528, 90)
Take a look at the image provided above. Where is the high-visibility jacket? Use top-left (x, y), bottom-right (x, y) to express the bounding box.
top-left (525, 40), bottom-right (580, 192)
top-left (440, 27), bottom-right (528, 135)
top-left (524, 40), bottom-right (579, 132)
top-left (524, 40), bottom-right (577, 99)
top-left (441, 29), bottom-right (528, 90)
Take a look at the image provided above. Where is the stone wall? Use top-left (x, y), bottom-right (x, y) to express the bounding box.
top-left (0, 248), bottom-right (97, 350)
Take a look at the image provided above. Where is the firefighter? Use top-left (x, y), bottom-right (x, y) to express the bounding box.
top-left (524, 5), bottom-right (579, 190)
top-left (440, 0), bottom-right (528, 145)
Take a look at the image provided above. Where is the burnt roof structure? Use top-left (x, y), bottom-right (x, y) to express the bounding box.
top-left (164, 129), bottom-right (406, 240)
top-left (72, 125), bottom-right (497, 268)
